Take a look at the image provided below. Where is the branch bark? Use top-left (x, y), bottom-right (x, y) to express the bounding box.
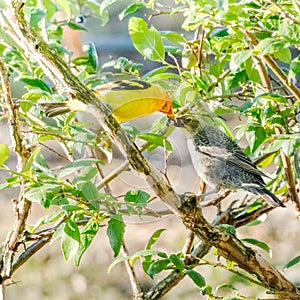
top-left (0, 59), bottom-right (31, 287)
top-left (1, 1), bottom-right (299, 298)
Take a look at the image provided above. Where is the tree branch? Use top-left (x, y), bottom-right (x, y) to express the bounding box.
top-left (0, 58), bottom-right (32, 287)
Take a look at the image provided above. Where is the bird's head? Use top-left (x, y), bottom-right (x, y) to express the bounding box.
top-left (167, 108), bottom-right (202, 133)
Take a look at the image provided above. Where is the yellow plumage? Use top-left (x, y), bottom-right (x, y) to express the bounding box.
top-left (40, 80), bottom-right (173, 122)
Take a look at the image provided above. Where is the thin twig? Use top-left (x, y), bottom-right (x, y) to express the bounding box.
top-left (120, 243), bottom-right (142, 298)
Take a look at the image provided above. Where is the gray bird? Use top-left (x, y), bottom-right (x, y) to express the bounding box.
top-left (171, 111), bottom-right (285, 207)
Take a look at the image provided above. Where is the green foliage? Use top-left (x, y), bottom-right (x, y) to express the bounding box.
top-left (1, 0), bottom-right (300, 298)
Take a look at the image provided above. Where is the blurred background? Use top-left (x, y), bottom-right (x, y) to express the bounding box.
top-left (1, 1), bottom-right (300, 299)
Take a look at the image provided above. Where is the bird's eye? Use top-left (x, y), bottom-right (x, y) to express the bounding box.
top-left (185, 117), bottom-right (193, 124)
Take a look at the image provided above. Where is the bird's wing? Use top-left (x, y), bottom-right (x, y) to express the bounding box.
top-left (199, 146), bottom-right (266, 181)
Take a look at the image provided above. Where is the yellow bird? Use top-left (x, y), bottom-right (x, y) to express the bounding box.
top-left (40, 80), bottom-right (173, 122)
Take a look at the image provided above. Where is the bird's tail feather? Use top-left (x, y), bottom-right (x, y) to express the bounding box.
top-left (250, 187), bottom-right (285, 207)
top-left (40, 100), bottom-right (87, 117)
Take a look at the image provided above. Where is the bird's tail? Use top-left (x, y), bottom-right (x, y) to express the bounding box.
top-left (40, 100), bottom-right (87, 117)
top-left (249, 187), bottom-right (285, 207)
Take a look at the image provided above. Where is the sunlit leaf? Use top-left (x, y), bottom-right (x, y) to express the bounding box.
top-left (0, 144), bottom-right (9, 166)
top-left (283, 255), bottom-right (300, 272)
top-left (129, 17), bottom-right (165, 62)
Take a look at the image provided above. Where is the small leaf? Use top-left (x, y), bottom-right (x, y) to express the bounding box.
top-left (59, 158), bottom-right (103, 178)
top-left (29, 211), bottom-right (64, 233)
top-left (20, 77), bottom-right (52, 93)
top-left (255, 38), bottom-right (286, 56)
top-left (216, 284), bottom-right (237, 293)
top-left (146, 229), bottom-right (166, 250)
top-left (186, 269), bottom-right (206, 288)
top-left (138, 133), bottom-right (172, 151)
top-left (79, 181), bottom-right (100, 201)
top-left (119, 3), bottom-right (144, 20)
top-left (148, 259), bottom-right (170, 278)
top-left (242, 238), bottom-right (272, 256)
top-left (169, 254), bottom-right (185, 272)
top-left (230, 50), bottom-right (252, 71)
top-left (125, 190), bottom-right (150, 208)
top-left (218, 224), bottom-right (236, 235)
top-left (0, 144), bottom-right (9, 165)
top-left (82, 42), bottom-right (98, 71)
top-left (21, 147), bottom-right (42, 175)
top-left (75, 218), bottom-right (99, 265)
top-left (283, 255), bottom-right (300, 272)
top-left (107, 214), bottom-right (125, 257)
top-left (108, 249), bottom-right (161, 273)
top-left (62, 219), bottom-right (81, 261)
top-left (129, 17), bottom-right (165, 62)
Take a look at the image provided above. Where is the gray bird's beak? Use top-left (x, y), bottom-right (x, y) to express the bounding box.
top-left (167, 116), bottom-right (183, 128)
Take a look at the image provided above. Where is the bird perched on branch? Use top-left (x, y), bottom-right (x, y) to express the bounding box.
top-left (40, 79), bottom-right (173, 122)
top-left (170, 109), bottom-right (285, 207)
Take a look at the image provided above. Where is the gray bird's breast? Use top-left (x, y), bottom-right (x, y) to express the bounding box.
top-left (187, 138), bottom-right (244, 190)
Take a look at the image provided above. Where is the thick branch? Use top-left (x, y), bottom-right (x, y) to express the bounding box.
top-left (0, 59), bottom-right (31, 283)
top-left (180, 195), bottom-right (298, 293)
top-left (2, 1), bottom-right (299, 297)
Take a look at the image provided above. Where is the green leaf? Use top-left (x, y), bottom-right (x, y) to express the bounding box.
top-left (283, 255), bottom-right (300, 272)
top-left (274, 47), bottom-right (291, 64)
top-left (128, 17), bottom-right (165, 62)
top-left (53, 0), bottom-right (71, 18)
top-left (160, 31), bottom-right (185, 44)
top-left (246, 126), bottom-right (266, 153)
top-left (216, 284), bottom-right (237, 292)
top-left (242, 238), bottom-right (271, 256)
top-left (254, 93), bottom-right (288, 104)
top-left (256, 152), bottom-right (277, 168)
top-left (62, 219), bottom-right (81, 261)
top-left (186, 269), bottom-right (206, 288)
top-left (148, 259), bottom-right (170, 278)
top-left (75, 218), bottom-right (99, 265)
top-left (20, 77), bottom-right (52, 93)
top-left (29, 211), bottom-right (64, 233)
top-left (0, 144), bottom-right (9, 165)
top-left (59, 158), bottom-right (103, 178)
top-left (138, 133), bottom-right (172, 151)
top-left (279, 19), bottom-right (300, 44)
top-left (78, 181), bottom-right (100, 201)
top-left (22, 147), bottom-right (42, 175)
top-left (119, 3), bottom-right (144, 20)
top-left (169, 254), bottom-right (185, 272)
top-left (230, 50), bottom-right (252, 71)
top-left (145, 229), bottom-right (166, 250)
top-left (107, 214), bottom-right (125, 257)
top-left (282, 139), bottom-right (300, 157)
top-left (255, 38), bottom-right (286, 56)
top-left (107, 249), bottom-right (161, 273)
top-left (218, 224), bottom-right (236, 235)
top-left (82, 42), bottom-right (98, 71)
top-left (125, 190), bottom-right (150, 208)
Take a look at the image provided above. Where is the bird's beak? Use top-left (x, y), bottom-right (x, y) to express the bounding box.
top-left (167, 115), bottom-right (183, 127)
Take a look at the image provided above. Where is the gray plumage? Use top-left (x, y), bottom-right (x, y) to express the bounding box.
top-left (175, 113), bottom-right (285, 207)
